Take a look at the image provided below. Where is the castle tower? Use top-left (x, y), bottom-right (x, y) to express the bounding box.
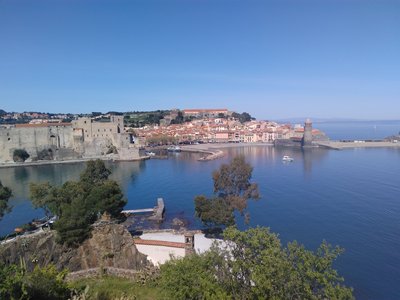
top-left (302, 118), bottom-right (313, 147)
top-left (184, 232), bottom-right (195, 256)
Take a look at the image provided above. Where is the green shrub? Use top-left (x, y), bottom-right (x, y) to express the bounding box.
top-left (0, 263), bottom-right (71, 300)
top-left (37, 148), bottom-right (53, 160)
top-left (13, 149), bottom-right (30, 162)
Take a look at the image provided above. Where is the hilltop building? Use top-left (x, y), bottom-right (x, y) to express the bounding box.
top-left (183, 109), bottom-right (230, 118)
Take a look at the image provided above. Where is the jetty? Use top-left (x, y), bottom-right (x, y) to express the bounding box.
top-left (180, 146), bottom-right (224, 161)
top-left (121, 198), bottom-right (165, 222)
top-left (315, 140), bottom-right (400, 150)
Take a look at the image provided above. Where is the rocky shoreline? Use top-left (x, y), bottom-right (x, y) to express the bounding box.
top-left (0, 223), bottom-right (148, 272)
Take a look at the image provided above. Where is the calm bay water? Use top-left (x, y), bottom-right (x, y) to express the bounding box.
top-left (1, 124), bottom-right (400, 299)
top-left (315, 120), bottom-right (400, 140)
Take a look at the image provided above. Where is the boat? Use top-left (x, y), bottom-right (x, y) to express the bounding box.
top-left (145, 151), bottom-right (156, 157)
top-left (167, 145), bottom-right (182, 152)
top-left (282, 155), bottom-right (294, 162)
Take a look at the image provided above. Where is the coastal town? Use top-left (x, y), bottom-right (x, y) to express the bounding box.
top-left (0, 108), bottom-right (328, 163)
top-left (134, 108), bottom-right (327, 145)
top-left (2, 108), bottom-right (400, 167)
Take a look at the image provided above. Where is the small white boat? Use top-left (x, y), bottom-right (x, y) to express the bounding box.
top-left (282, 155), bottom-right (294, 162)
top-left (167, 145), bottom-right (182, 152)
top-left (145, 151), bottom-right (156, 157)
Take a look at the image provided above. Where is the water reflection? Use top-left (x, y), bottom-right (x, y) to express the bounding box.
top-left (108, 161), bottom-right (146, 190)
top-left (0, 163), bottom-right (84, 201)
top-left (222, 145), bottom-right (329, 176)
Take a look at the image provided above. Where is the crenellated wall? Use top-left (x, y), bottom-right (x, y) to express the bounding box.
top-left (0, 117), bottom-right (141, 163)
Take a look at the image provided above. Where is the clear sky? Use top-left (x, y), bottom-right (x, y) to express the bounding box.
top-left (0, 0), bottom-right (399, 120)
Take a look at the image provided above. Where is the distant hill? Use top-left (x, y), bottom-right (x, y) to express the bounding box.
top-left (0, 109), bottom-right (6, 116)
top-left (273, 117), bottom-right (400, 124)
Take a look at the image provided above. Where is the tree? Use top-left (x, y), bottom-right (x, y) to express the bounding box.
top-left (231, 112), bottom-right (254, 123)
top-left (30, 182), bottom-right (58, 217)
top-left (194, 155), bottom-right (259, 227)
top-left (194, 196), bottom-right (234, 227)
top-left (29, 159), bottom-right (126, 246)
top-left (13, 149), bottom-right (30, 162)
top-left (0, 181), bottom-right (12, 219)
top-left (170, 111), bottom-right (184, 124)
top-left (158, 227), bottom-right (354, 300)
top-left (79, 159), bottom-right (111, 185)
top-left (86, 180), bottom-right (126, 217)
top-left (53, 198), bottom-right (94, 246)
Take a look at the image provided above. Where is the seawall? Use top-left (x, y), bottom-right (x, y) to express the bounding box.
top-left (316, 140), bottom-right (400, 150)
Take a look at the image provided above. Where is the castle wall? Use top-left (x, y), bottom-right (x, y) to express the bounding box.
top-left (0, 116), bottom-right (140, 163)
top-left (0, 124), bottom-right (74, 162)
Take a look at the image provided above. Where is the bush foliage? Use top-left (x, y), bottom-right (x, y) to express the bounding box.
top-left (13, 149), bottom-right (30, 162)
top-left (158, 226), bottom-right (354, 300)
top-left (30, 159), bottom-right (126, 246)
top-left (0, 262), bottom-right (71, 300)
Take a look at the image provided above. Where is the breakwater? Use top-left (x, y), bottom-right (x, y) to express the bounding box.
top-left (316, 140), bottom-right (400, 150)
top-left (180, 146), bottom-right (224, 161)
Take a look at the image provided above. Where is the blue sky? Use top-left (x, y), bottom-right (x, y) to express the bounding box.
top-left (0, 0), bottom-right (399, 120)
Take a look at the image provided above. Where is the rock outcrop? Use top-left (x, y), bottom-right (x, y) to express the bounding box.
top-left (0, 223), bottom-right (148, 272)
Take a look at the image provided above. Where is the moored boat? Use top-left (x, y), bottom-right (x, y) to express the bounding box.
top-left (282, 155), bottom-right (294, 162)
top-left (167, 145), bottom-right (181, 152)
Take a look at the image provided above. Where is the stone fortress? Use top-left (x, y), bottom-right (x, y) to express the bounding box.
top-left (0, 115), bottom-right (141, 163)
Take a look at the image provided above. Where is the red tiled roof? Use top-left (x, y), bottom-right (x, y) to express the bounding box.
top-left (134, 238), bottom-right (186, 249)
top-left (15, 123), bottom-right (72, 128)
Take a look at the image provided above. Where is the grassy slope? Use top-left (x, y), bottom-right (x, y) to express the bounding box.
top-left (70, 276), bottom-right (163, 300)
